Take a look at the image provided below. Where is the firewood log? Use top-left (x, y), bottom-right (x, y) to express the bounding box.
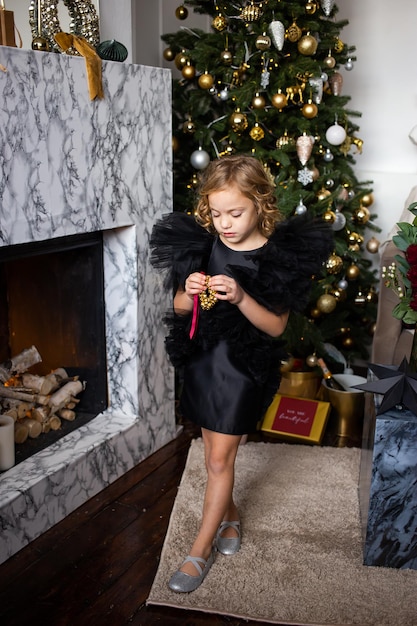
top-left (22, 373), bottom-right (55, 396)
top-left (48, 380), bottom-right (84, 413)
top-left (57, 408), bottom-right (76, 421)
top-left (0, 346), bottom-right (42, 383)
top-left (14, 421), bottom-right (29, 444)
top-left (19, 417), bottom-right (42, 438)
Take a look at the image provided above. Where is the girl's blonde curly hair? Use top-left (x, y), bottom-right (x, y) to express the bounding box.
top-left (194, 155), bottom-right (282, 237)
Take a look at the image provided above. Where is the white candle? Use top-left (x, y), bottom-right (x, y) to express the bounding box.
top-left (0, 415), bottom-right (15, 471)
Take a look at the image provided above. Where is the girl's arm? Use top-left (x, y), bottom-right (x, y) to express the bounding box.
top-left (209, 274), bottom-right (288, 337)
top-left (173, 272), bottom-right (206, 314)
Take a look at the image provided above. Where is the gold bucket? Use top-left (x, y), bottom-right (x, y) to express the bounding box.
top-left (320, 374), bottom-right (366, 444)
top-left (278, 371), bottom-right (320, 400)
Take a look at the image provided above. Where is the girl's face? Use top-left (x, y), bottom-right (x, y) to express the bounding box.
top-left (208, 184), bottom-right (266, 250)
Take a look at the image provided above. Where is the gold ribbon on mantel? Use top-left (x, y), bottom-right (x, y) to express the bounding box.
top-left (54, 32), bottom-right (104, 101)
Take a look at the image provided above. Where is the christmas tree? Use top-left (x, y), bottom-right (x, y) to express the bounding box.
top-left (162, 0), bottom-right (380, 370)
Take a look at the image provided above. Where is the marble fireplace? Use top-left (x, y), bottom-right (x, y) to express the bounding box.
top-left (0, 47), bottom-right (176, 564)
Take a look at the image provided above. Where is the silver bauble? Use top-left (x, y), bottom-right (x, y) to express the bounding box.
top-left (268, 20), bottom-right (285, 51)
top-left (323, 148), bottom-right (334, 162)
top-left (345, 58), bottom-right (354, 71)
top-left (190, 147), bottom-right (210, 170)
top-left (295, 199), bottom-right (307, 215)
top-left (338, 278), bottom-right (348, 290)
top-left (331, 211), bottom-right (346, 231)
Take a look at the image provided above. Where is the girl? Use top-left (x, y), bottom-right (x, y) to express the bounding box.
top-left (150, 155), bottom-right (333, 593)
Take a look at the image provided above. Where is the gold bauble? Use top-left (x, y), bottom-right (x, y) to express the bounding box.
top-left (182, 63), bottom-right (196, 79)
top-left (175, 51), bottom-right (189, 69)
top-left (317, 188), bottom-right (331, 201)
top-left (212, 14), bottom-right (227, 31)
top-left (255, 33), bottom-right (271, 50)
top-left (198, 72), bottom-right (214, 89)
top-left (286, 21), bottom-right (302, 42)
top-left (353, 206), bottom-right (370, 224)
top-left (220, 49), bottom-right (233, 65)
top-left (271, 91), bottom-right (288, 109)
top-left (323, 210), bottom-right (336, 224)
top-left (334, 38), bottom-right (344, 53)
top-left (241, 4), bottom-right (262, 21)
top-left (229, 109), bottom-right (248, 133)
top-left (331, 288), bottom-right (347, 302)
top-left (175, 5), bottom-right (189, 20)
top-left (346, 264), bottom-right (360, 280)
top-left (298, 34), bottom-right (318, 56)
top-left (163, 47), bottom-right (175, 61)
top-left (32, 36), bottom-right (50, 52)
top-left (302, 100), bottom-right (318, 119)
top-left (249, 123), bottom-right (265, 141)
top-left (251, 93), bottom-right (266, 109)
top-left (317, 293), bottom-right (337, 313)
top-left (311, 166), bottom-right (320, 181)
top-left (276, 131), bottom-right (293, 148)
top-left (361, 192), bottom-right (374, 207)
top-left (326, 253), bottom-right (343, 273)
top-left (182, 119), bottom-right (195, 134)
top-left (323, 53), bottom-right (336, 69)
top-left (305, 1), bottom-right (317, 14)
top-left (366, 236), bottom-right (380, 254)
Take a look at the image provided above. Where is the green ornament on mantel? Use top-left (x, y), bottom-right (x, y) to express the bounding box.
top-left (96, 40), bottom-right (128, 63)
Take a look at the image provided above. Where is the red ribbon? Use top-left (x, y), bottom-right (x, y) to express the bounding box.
top-left (189, 294), bottom-right (199, 339)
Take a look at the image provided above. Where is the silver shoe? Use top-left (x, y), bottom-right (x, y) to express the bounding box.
top-left (216, 520), bottom-right (241, 555)
top-left (168, 550), bottom-right (215, 593)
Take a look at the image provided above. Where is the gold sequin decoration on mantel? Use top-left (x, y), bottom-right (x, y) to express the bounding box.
top-left (29, 0), bottom-right (100, 54)
top-left (199, 275), bottom-right (218, 310)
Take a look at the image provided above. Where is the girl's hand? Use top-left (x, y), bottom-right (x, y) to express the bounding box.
top-left (208, 274), bottom-right (244, 305)
top-left (184, 272), bottom-right (207, 298)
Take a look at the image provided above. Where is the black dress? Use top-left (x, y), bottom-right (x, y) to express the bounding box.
top-left (150, 212), bottom-right (333, 435)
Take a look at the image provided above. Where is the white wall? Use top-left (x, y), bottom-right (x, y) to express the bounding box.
top-left (5, 0), bottom-right (417, 244)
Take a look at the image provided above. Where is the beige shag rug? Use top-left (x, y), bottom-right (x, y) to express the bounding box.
top-left (147, 439), bottom-right (417, 625)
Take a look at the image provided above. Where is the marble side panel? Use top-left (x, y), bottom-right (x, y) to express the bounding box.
top-left (0, 48), bottom-right (176, 564)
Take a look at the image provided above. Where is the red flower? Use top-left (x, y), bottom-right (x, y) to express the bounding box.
top-left (406, 243), bottom-right (417, 265)
top-left (407, 265), bottom-right (417, 287)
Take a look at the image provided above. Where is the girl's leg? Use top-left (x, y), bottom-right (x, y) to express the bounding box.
top-left (179, 428), bottom-right (241, 576)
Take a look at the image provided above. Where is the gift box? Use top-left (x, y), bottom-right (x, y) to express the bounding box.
top-left (261, 393), bottom-right (331, 444)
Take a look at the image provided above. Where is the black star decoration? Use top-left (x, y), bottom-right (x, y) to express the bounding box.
top-left (353, 358), bottom-right (417, 415)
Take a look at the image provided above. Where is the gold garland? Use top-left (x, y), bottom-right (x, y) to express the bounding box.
top-left (29, 0), bottom-right (100, 54)
top-left (199, 275), bottom-right (218, 310)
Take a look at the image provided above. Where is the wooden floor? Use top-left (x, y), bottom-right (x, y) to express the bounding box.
top-left (0, 417), bottom-right (360, 626)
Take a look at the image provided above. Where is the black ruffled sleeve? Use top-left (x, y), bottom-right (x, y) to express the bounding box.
top-left (150, 212), bottom-right (213, 289)
top-left (227, 214), bottom-right (334, 314)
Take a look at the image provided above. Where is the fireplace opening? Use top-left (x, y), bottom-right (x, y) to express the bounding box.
top-left (0, 232), bottom-right (108, 466)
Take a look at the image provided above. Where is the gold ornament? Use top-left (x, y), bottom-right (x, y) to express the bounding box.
top-left (182, 62), bottom-right (196, 79)
top-left (331, 287), bottom-right (347, 302)
top-left (361, 192), bottom-right (374, 207)
top-left (317, 188), bottom-right (331, 201)
top-left (301, 99), bottom-right (318, 119)
top-left (346, 264), bottom-right (360, 280)
top-left (212, 14), bottom-right (227, 31)
top-left (366, 237), bottom-right (380, 254)
top-left (323, 210), bottom-right (336, 224)
top-left (342, 336), bottom-right (354, 349)
top-left (29, 0), bottom-right (100, 54)
top-left (271, 91), bottom-right (288, 109)
top-left (175, 5), bottom-right (188, 20)
top-left (32, 36), bottom-right (50, 52)
top-left (305, 1), bottom-right (317, 14)
top-left (326, 253), bottom-right (343, 274)
top-left (220, 49), bottom-right (233, 65)
top-left (241, 2), bottom-right (263, 22)
top-left (310, 307), bottom-right (321, 319)
top-left (175, 50), bottom-right (189, 69)
top-left (163, 47), bottom-right (175, 61)
top-left (229, 109), bottom-right (248, 133)
top-left (353, 206), bottom-right (370, 224)
top-left (249, 123), bottom-right (265, 141)
top-left (183, 118), bottom-right (196, 134)
top-left (276, 131), bottom-right (294, 148)
top-left (334, 37), bottom-right (344, 53)
top-left (172, 136), bottom-right (179, 152)
top-left (199, 276), bottom-right (217, 310)
top-left (323, 52), bottom-right (336, 69)
top-left (298, 34), bottom-right (318, 56)
top-left (317, 293), bottom-right (337, 313)
top-left (255, 33), bottom-right (271, 50)
top-left (251, 93), bottom-right (266, 109)
top-left (286, 21), bottom-right (302, 42)
top-left (198, 72), bottom-right (214, 89)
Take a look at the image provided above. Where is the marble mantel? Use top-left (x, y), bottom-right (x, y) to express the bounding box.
top-left (0, 47), bottom-right (176, 564)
